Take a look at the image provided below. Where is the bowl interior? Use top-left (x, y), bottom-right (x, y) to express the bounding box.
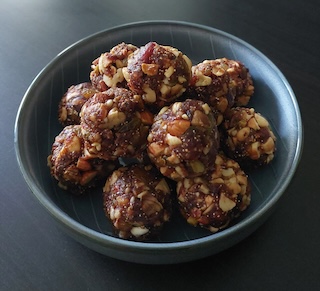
top-left (15, 21), bottom-right (302, 245)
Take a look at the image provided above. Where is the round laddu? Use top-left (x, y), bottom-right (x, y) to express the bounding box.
top-left (123, 42), bottom-right (192, 109)
top-left (80, 87), bottom-right (153, 160)
top-left (147, 99), bottom-right (220, 181)
top-left (90, 42), bottom-right (137, 91)
top-left (187, 60), bottom-right (232, 125)
top-left (58, 82), bottom-right (98, 126)
top-left (221, 107), bottom-right (276, 169)
top-left (48, 125), bottom-right (117, 195)
top-left (187, 58), bottom-right (254, 125)
top-left (177, 153), bottom-right (251, 232)
top-left (103, 164), bottom-right (172, 241)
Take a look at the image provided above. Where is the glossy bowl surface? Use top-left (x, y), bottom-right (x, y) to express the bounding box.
top-left (14, 21), bottom-right (303, 264)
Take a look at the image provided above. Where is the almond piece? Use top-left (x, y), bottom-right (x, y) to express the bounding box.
top-left (167, 119), bottom-right (190, 136)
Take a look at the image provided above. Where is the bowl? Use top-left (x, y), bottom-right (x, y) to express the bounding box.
top-left (14, 21), bottom-right (303, 264)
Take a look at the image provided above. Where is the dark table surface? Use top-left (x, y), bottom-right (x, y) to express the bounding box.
top-left (1, 0), bottom-right (319, 290)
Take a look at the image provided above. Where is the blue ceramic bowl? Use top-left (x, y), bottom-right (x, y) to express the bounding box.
top-left (14, 21), bottom-right (303, 264)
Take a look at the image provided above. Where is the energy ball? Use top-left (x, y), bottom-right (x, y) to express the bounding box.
top-left (90, 42), bottom-right (137, 91)
top-left (48, 125), bottom-right (117, 195)
top-left (221, 107), bottom-right (276, 168)
top-left (187, 60), bottom-right (232, 125)
top-left (147, 99), bottom-right (220, 181)
top-left (58, 82), bottom-right (98, 126)
top-left (211, 58), bottom-right (254, 107)
top-left (103, 164), bottom-right (172, 241)
top-left (123, 42), bottom-right (192, 109)
top-left (80, 87), bottom-right (153, 160)
top-left (177, 153), bottom-right (251, 233)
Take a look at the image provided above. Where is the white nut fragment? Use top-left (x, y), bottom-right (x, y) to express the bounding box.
top-left (141, 63), bottom-right (159, 76)
top-left (171, 102), bottom-right (182, 114)
top-left (236, 127), bottom-right (250, 141)
top-left (122, 67), bottom-right (130, 82)
top-left (255, 113), bottom-right (269, 127)
top-left (160, 84), bottom-right (171, 95)
top-left (166, 133), bottom-right (182, 146)
top-left (221, 168), bottom-right (235, 177)
top-left (261, 137), bottom-right (275, 153)
top-left (201, 103), bottom-right (211, 115)
top-left (247, 117), bottom-right (260, 130)
top-left (65, 135), bottom-right (81, 152)
top-left (195, 72), bottom-right (212, 86)
top-left (219, 193), bottom-right (236, 212)
top-left (178, 76), bottom-right (187, 83)
top-left (107, 108), bottom-right (126, 128)
top-left (164, 66), bottom-right (175, 78)
top-left (182, 54), bottom-right (192, 70)
top-left (103, 68), bottom-right (124, 87)
top-left (189, 160), bottom-right (205, 174)
top-left (130, 226), bottom-right (149, 237)
top-left (155, 178), bottom-right (170, 194)
top-left (142, 85), bottom-right (157, 103)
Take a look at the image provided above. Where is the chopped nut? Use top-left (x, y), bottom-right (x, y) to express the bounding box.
top-left (131, 226), bottom-right (149, 237)
top-left (221, 168), bottom-right (235, 177)
top-left (255, 113), bottom-right (269, 127)
top-left (166, 133), bottom-right (182, 146)
top-left (142, 85), bottom-right (157, 103)
top-left (160, 84), bottom-right (171, 95)
top-left (142, 194), bottom-right (163, 215)
top-left (236, 127), bottom-right (250, 142)
top-left (195, 72), bottom-right (212, 86)
top-left (155, 178), bottom-right (170, 194)
top-left (189, 160), bottom-right (205, 173)
top-left (247, 117), bottom-right (260, 130)
top-left (66, 135), bottom-right (81, 153)
top-left (148, 142), bottom-right (165, 156)
top-left (201, 103), bottom-right (211, 115)
top-left (76, 158), bottom-right (92, 171)
top-left (191, 110), bottom-right (210, 127)
top-left (141, 63), bottom-right (159, 76)
top-left (261, 137), bottom-right (275, 153)
top-left (167, 119), bottom-right (190, 136)
top-left (219, 193), bottom-right (236, 212)
top-left (164, 66), bottom-right (175, 78)
top-left (248, 141), bottom-right (261, 160)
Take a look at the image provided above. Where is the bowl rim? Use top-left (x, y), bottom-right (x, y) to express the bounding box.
top-left (14, 20), bottom-right (303, 252)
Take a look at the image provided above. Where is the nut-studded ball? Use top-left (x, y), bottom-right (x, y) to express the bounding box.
top-left (221, 107), bottom-right (276, 168)
top-left (177, 153), bottom-right (251, 232)
top-left (80, 87), bottom-right (153, 160)
top-left (58, 82), bottom-right (98, 126)
top-left (90, 42), bottom-right (137, 91)
top-left (123, 42), bottom-right (192, 109)
top-left (103, 164), bottom-right (172, 241)
top-left (48, 125), bottom-right (117, 195)
top-left (187, 60), bottom-right (232, 125)
top-left (147, 99), bottom-right (220, 181)
top-left (187, 58), bottom-right (254, 125)
top-left (216, 58), bottom-right (254, 107)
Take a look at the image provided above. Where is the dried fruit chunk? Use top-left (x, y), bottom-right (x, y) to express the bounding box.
top-left (103, 164), bottom-right (172, 241)
top-left (221, 107), bottom-right (276, 168)
top-left (177, 153), bottom-right (251, 232)
top-left (147, 99), bottom-right (220, 181)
